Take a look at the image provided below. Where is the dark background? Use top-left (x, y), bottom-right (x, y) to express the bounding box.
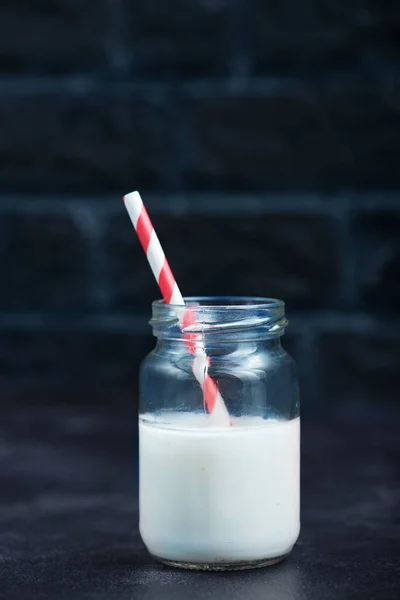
top-left (1, 1), bottom-right (399, 411)
top-left (1, 3), bottom-right (400, 599)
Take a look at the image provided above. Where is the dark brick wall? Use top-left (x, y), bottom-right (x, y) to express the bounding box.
top-left (0, 2), bottom-right (399, 410)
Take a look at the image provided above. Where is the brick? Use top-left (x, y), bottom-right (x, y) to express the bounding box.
top-left (125, 0), bottom-right (234, 77)
top-left (249, 1), bottom-right (400, 73)
top-left (280, 331), bottom-right (297, 360)
top-left (280, 331), bottom-right (311, 403)
top-left (0, 1), bottom-right (110, 74)
top-left (354, 210), bottom-right (400, 311)
top-left (278, 330), bottom-right (312, 408)
top-left (320, 331), bottom-right (400, 405)
top-left (183, 78), bottom-right (400, 190)
top-left (0, 328), bottom-right (155, 395)
top-left (105, 209), bottom-right (338, 312)
top-left (0, 212), bottom-right (89, 312)
top-left (0, 92), bottom-right (178, 193)
top-left (0, 326), bottom-right (303, 405)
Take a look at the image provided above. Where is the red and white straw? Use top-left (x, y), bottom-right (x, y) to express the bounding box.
top-left (123, 191), bottom-right (231, 427)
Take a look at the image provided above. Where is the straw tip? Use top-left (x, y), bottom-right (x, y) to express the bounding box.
top-left (123, 190), bottom-right (139, 197)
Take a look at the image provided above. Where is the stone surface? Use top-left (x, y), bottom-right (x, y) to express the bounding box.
top-left (184, 78), bottom-right (400, 190)
top-left (105, 210), bottom-right (338, 312)
top-left (0, 212), bottom-right (89, 312)
top-left (320, 331), bottom-right (400, 405)
top-left (0, 1), bottom-right (110, 74)
top-left (0, 403), bottom-right (399, 599)
top-left (0, 91), bottom-right (179, 193)
top-left (125, 0), bottom-right (234, 77)
top-left (354, 210), bottom-right (400, 311)
top-left (0, 328), bottom-right (154, 396)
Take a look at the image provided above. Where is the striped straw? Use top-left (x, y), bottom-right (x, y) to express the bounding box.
top-left (123, 191), bottom-right (231, 427)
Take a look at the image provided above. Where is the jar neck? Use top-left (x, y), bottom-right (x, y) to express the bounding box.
top-left (154, 337), bottom-right (283, 353)
top-left (150, 297), bottom-right (288, 344)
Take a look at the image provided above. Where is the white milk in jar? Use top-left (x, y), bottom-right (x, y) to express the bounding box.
top-left (139, 413), bottom-right (300, 566)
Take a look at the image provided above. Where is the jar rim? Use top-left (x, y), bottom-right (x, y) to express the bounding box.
top-left (152, 296), bottom-right (285, 310)
top-left (151, 296), bottom-right (287, 339)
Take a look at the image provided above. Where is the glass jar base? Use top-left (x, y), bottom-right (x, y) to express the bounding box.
top-left (151, 551), bottom-right (290, 571)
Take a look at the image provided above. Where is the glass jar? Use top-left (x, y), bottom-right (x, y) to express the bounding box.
top-left (139, 297), bottom-right (300, 571)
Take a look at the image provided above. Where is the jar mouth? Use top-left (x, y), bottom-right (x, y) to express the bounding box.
top-left (151, 296), bottom-right (287, 340)
top-left (153, 296), bottom-right (284, 310)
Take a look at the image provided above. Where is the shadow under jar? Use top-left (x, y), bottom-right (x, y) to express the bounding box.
top-left (139, 297), bottom-right (300, 570)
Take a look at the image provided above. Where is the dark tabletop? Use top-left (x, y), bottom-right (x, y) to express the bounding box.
top-left (1, 401), bottom-right (399, 600)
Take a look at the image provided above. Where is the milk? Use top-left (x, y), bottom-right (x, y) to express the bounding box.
top-left (139, 413), bottom-right (300, 565)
